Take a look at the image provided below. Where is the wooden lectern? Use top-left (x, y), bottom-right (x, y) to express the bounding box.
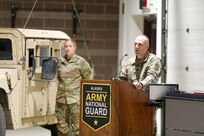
top-left (80, 80), bottom-right (153, 136)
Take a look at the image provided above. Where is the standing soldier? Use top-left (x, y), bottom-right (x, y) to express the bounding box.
top-left (118, 35), bottom-right (162, 135)
top-left (55, 39), bottom-right (93, 136)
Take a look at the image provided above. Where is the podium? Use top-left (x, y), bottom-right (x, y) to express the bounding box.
top-left (80, 80), bottom-right (153, 136)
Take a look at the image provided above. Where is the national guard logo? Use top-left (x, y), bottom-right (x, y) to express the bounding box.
top-left (81, 83), bottom-right (111, 131)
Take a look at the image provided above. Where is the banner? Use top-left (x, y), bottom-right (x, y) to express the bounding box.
top-left (81, 83), bottom-right (111, 131)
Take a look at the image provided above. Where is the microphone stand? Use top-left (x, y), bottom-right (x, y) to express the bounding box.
top-left (111, 54), bottom-right (128, 80)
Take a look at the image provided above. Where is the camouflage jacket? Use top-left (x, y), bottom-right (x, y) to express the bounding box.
top-left (56, 54), bottom-right (92, 104)
top-left (118, 52), bottom-right (162, 90)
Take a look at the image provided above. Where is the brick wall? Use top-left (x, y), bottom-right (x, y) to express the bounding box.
top-left (0, 0), bottom-right (119, 80)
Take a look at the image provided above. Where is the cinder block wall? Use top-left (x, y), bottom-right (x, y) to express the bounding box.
top-left (0, 0), bottom-right (119, 79)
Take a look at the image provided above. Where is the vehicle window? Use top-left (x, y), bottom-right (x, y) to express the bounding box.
top-left (40, 47), bottom-right (50, 66)
top-left (0, 39), bottom-right (12, 60)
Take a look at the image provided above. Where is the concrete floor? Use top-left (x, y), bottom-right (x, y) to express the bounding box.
top-left (6, 126), bottom-right (51, 136)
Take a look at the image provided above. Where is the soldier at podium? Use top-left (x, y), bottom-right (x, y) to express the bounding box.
top-left (118, 35), bottom-right (162, 135)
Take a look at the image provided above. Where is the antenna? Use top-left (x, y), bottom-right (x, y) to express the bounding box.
top-left (21, 0), bottom-right (37, 64)
top-left (23, 0), bottom-right (38, 29)
top-left (71, 0), bottom-right (91, 61)
top-left (71, 0), bottom-right (95, 77)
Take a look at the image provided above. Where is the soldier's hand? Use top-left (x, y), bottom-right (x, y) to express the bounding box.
top-left (134, 82), bottom-right (143, 89)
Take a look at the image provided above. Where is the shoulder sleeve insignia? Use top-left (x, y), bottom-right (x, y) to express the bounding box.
top-left (154, 62), bottom-right (160, 71)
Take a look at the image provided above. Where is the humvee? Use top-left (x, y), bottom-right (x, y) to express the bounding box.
top-left (0, 28), bottom-right (70, 135)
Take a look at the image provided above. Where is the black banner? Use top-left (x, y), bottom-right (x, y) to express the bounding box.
top-left (81, 83), bottom-right (111, 131)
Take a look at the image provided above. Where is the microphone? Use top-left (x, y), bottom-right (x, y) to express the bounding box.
top-left (111, 54), bottom-right (128, 80)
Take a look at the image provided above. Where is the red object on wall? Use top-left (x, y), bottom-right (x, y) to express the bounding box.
top-left (143, 0), bottom-right (147, 7)
top-left (140, 0), bottom-right (147, 9)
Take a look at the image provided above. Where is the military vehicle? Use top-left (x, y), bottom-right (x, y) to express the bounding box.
top-left (0, 28), bottom-right (70, 135)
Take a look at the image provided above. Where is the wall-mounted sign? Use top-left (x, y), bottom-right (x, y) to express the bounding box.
top-left (81, 83), bottom-right (111, 131)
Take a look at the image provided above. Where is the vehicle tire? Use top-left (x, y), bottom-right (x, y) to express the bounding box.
top-left (0, 104), bottom-right (6, 136)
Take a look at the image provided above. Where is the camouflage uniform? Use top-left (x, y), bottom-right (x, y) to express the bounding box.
top-left (55, 54), bottom-right (92, 136)
top-left (118, 51), bottom-right (162, 136)
top-left (118, 52), bottom-right (162, 90)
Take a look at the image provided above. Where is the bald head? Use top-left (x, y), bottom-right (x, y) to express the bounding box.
top-left (134, 35), bottom-right (150, 58)
top-left (134, 35), bottom-right (149, 48)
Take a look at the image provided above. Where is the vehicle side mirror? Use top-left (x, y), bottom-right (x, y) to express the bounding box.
top-left (41, 58), bottom-right (58, 80)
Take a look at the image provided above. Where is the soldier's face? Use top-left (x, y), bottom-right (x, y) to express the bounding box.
top-left (134, 37), bottom-right (149, 58)
top-left (64, 40), bottom-right (76, 60)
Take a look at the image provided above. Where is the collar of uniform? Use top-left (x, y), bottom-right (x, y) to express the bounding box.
top-left (135, 51), bottom-right (150, 65)
top-left (61, 54), bottom-right (77, 64)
